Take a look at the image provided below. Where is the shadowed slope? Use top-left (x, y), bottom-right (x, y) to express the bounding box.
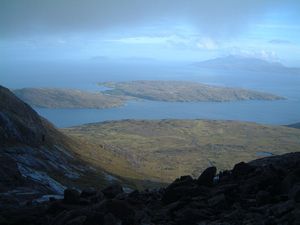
top-left (0, 86), bottom-right (119, 208)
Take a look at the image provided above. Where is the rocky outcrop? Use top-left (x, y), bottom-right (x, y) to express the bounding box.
top-left (1, 152), bottom-right (299, 225)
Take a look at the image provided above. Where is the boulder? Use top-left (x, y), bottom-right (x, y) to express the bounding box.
top-left (105, 199), bottom-right (136, 225)
top-left (197, 167), bottom-right (217, 186)
top-left (64, 188), bottom-right (80, 204)
top-left (232, 162), bottom-right (254, 177)
top-left (289, 184), bottom-right (300, 202)
top-left (80, 188), bottom-right (97, 198)
top-left (65, 216), bottom-right (86, 225)
top-left (175, 207), bottom-right (211, 225)
top-left (256, 190), bottom-right (271, 206)
top-left (102, 183), bottom-right (124, 199)
top-left (103, 213), bottom-right (119, 225)
top-left (270, 200), bottom-right (295, 217)
top-left (207, 193), bottom-right (227, 209)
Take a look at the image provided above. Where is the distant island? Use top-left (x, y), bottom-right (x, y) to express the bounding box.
top-left (99, 80), bottom-right (284, 102)
top-left (13, 88), bottom-right (127, 109)
top-left (194, 55), bottom-right (286, 72)
top-left (63, 119), bottom-right (300, 183)
top-left (287, 122), bottom-right (300, 129)
top-left (14, 81), bottom-right (284, 109)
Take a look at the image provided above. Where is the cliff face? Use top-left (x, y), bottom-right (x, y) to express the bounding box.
top-left (0, 86), bottom-right (112, 208)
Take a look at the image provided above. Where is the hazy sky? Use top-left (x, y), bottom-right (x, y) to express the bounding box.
top-left (1, 0), bottom-right (300, 66)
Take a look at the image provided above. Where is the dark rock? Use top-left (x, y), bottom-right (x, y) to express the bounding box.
top-left (269, 200), bottom-right (295, 217)
top-left (282, 169), bottom-right (300, 193)
top-left (289, 184), bottom-right (300, 202)
top-left (128, 190), bottom-right (140, 198)
top-left (78, 198), bottom-right (90, 205)
top-left (89, 191), bottom-right (104, 203)
top-left (83, 212), bottom-right (105, 225)
top-left (64, 188), bottom-right (80, 204)
top-left (232, 162), bottom-right (254, 177)
top-left (65, 216), bottom-right (86, 225)
top-left (197, 166), bottom-right (217, 186)
top-left (291, 209), bottom-right (300, 225)
top-left (2, 152), bottom-right (300, 225)
top-left (103, 213), bottom-right (119, 225)
top-left (169, 175), bottom-right (194, 189)
top-left (212, 183), bottom-right (238, 195)
top-left (256, 190), bottom-right (271, 206)
top-left (105, 199), bottom-right (136, 225)
top-left (161, 175), bottom-right (196, 204)
top-left (162, 184), bottom-right (206, 204)
top-left (51, 208), bottom-right (88, 225)
top-left (80, 188), bottom-right (97, 198)
top-left (175, 207), bottom-right (211, 225)
top-left (102, 183), bottom-right (124, 199)
top-left (47, 201), bottom-right (67, 214)
top-left (207, 193), bottom-right (227, 209)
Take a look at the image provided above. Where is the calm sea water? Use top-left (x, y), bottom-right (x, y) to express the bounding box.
top-left (1, 60), bottom-right (300, 127)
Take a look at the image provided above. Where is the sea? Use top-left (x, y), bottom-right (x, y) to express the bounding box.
top-left (1, 60), bottom-right (300, 128)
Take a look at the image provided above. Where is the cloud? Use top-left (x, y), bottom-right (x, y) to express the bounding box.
top-left (228, 47), bottom-right (278, 61)
top-left (106, 34), bottom-right (220, 51)
top-left (1, 0), bottom-right (299, 38)
top-left (106, 36), bottom-right (185, 45)
top-left (196, 38), bottom-right (218, 50)
top-left (269, 39), bottom-right (292, 45)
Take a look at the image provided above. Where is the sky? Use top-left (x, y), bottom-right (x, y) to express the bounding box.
top-left (0, 0), bottom-right (300, 66)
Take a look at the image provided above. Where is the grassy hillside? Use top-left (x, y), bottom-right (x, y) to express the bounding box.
top-left (99, 80), bottom-right (284, 102)
top-left (63, 119), bottom-right (300, 183)
top-left (13, 88), bottom-right (127, 109)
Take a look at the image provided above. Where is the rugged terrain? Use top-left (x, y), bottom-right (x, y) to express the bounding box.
top-left (99, 80), bottom-right (284, 102)
top-left (0, 86), bottom-right (126, 209)
top-left (1, 152), bottom-right (299, 225)
top-left (63, 119), bottom-right (300, 183)
top-left (13, 88), bottom-right (127, 109)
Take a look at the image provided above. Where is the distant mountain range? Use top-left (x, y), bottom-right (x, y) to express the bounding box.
top-left (194, 55), bottom-right (300, 73)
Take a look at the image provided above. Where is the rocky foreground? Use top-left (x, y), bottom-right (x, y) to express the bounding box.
top-left (1, 152), bottom-right (300, 225)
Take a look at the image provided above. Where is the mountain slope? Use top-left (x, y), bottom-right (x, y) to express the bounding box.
top-left (0, 86), bottom-right (120, 207)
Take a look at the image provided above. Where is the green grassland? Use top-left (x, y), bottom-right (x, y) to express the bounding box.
top-left (99, 80), bottom-right (284, 102)
top-left (63, 119), bottom-right (300, 183)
